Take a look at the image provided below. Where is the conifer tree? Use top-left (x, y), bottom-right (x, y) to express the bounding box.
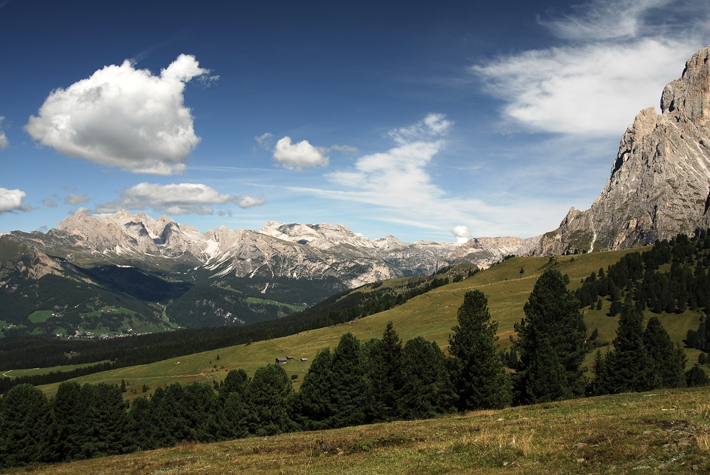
top-left (183, 382), bottom-right (220, 443)
top-left (46, 381), bottom-right (84, 461)
top-left (0, 384), bottom-right (50, 468)
top-left (289, 348), bottom-right (334, 430)
top-left (447, 290), bottom-right (510, 410)
top-left (328, 332), bottom-right (367, 428)
top-left (686, 364), bottom-right (710, 387)
top-left (365, 322), bottom-right (406, 422)
top-left (513, 269), bottom-right (587, 404)
top-left (401, 337), bottom-right (455, 418)
top-left (127, 396), bottom-right (160, 451)
top-left (587, 349), bottom-right (608, 396)
top-left (219, 369), bottom-right (249, 399)
top-left (245, 364), bottom-right (293, 436)
top-left (519, 329), bottom-right (569, 403)
top-left (643, 316), bottom-right (686, 388)
top-left (603, 304), bottom-right (657, 393)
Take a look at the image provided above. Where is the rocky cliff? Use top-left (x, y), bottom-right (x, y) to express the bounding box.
top-left (535, 45), bottom-right (710, 255)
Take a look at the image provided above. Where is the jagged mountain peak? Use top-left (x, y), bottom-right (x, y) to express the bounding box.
top-left (534, 45), bottom-right (710, 255)
top-left (6, 209), bottom-right (537, 290)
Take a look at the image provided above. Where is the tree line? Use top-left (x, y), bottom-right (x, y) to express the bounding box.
top-left (575, 232), bottom-right (710, 316)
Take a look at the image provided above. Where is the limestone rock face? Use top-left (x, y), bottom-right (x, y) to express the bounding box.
top-left (535, 45), bottom-right (710, 255)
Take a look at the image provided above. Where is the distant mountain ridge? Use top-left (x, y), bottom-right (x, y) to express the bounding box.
top-left (535, 45), bottom-right (710, 255)
top-left (0, 210), bottom-right (539, 334)
top-left (6, 210), bottom-right (539, 288)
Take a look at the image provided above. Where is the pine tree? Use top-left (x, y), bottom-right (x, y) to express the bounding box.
top-left (513, 269), bottom-right (587, 404)
top-left (87, 383), bottom-right (130, 456)
top-left (447, 290), bottom-right (510, 410)
top-left (288, 348), bottom-right (334, 430)
top-left (587, 349), bottom-right (608, 396)
top-left (643, 316), bottom-right (686, 388)
top-left (603, 304), bottom-right (657, 393)
top-left (184, 382), bottom-right (220, 443)
top-left (219, 369), bottom-right (249, 399)
top-left (46, 381), bottom-right (84, 461)
top-left (401, 337), bottom-right (455, 419)
top-left (686, 365), bottom-right (710, 387)
top-left (0, 384), bottom-right (51, 468)
top-left (520, 329), bottom-right (569, 403)
top-left (127, 396), bottom-right (160, 451)
top-left (244, 364), bottom-right (293, 436)
top-left (328, 332), bottom-right (367, 428)
top-left (365, 322), bottom-right (406, 422)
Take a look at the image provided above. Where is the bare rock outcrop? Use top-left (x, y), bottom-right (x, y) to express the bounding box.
top-left (535, 45), bottom-right (710, 255)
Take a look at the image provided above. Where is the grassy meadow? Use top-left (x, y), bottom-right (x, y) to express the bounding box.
top-left (25, 246), bottom-right (706, 399)
top-left (9, 386), bottom-right (710, 474)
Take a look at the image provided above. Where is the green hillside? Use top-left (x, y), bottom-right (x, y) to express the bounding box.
top-left (32, 245), bottom-right (706, 398)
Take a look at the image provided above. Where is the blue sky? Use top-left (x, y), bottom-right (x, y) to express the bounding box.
top-left (1, 0), bottom-right (709, 243)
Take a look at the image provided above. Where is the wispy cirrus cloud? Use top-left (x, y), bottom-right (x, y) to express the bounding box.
top-left (64, 194), bottom-right (89, 205)
top-left (25, 54), bottom-right (215, 175)
top-left (292, 113), bottom-right (573, 237)
top-left (0, 117), bottom-right (8, 150)
top-left (471, 0), bottom-right (710, 136)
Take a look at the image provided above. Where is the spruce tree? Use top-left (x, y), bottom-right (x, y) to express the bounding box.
top-left (401, 337), bottom-right (455, 419)
top-left (447, 290), bottom-right (510, 410)
top-left (643, 316), bottom-right (686, 388)
top-left (328, 332), bottom-right (367, 428)
top-left (686, 365), bottom-right (710, 387)
top-left (0, 384), bottom-right (50, 468)
top-left (127, 396), bottom-right (160, 451)
top-left (587, 349), bottom-right (608, 396)
top-left (245, 364), bottom-right (293, 436)
top-left (183, 382), bottom-right (220, 443)
top-left (365, 322), bottom-right (406, 422)
top-left (289, 348), bottom-right (334, 430)
top-left (46, 381), bottom-right (84, 461)
top-left (219, 369), bottom-right (249, 399)
top-left (513, 269), bottom-right (587, 404)
top-left (519, 329), bottom-right (569, 403)
top-left (603, 304), bottom-right (657, 393)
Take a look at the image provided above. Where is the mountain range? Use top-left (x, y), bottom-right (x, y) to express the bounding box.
top-left (0, 209), bottom-right (538, 337)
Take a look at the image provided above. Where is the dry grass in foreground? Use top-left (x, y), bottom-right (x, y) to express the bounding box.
top-left (7, 387), bottom-right (710, 475)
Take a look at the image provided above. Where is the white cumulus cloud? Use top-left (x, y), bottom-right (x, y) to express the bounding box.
top-left (25, 54), bottom-right (212, 175)
top-left (273, 137), bottom-right (329, 170)
top-left (237, 195), bottom-right (267, 208)
top-left (471, 0), bottom-right (710, 136)
top-left (0, 188), bottom-right (31, 213)
top-left (451, 225), bottom-right (472, 244)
